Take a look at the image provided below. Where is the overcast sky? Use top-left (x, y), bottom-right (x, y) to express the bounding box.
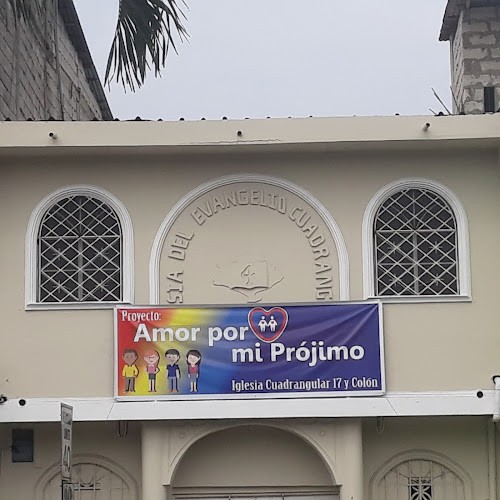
top-left (73, 0), bottom-right (452, 121)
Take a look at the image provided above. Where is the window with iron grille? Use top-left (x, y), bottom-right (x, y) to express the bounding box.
top-left (374, 188), bottom-right (458, 297)
top-left (409, 478), bottom-right (432, 500)
top-left (38, 195), bottom-right (122, 303)
top-left (41, 460), bottom-right (136, 500)
top-left (374, 458), bottom-right (466, 500)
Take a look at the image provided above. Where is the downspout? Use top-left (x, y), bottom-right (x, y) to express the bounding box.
top-left (489, 375), bottom-right (500, 500)
top-left (493, 375), bottom-right (500, 423)
top-left (489, 420), bottom-right (497, 500)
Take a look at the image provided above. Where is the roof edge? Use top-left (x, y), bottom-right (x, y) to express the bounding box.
top-left (58, 0), bottom-right (113, 121)
top-left (0, 115), bottom-right (499, 152)
top-left (440, 0), bottom-right (500, 41)
top-left (440, 0), bottom-right (463, 41)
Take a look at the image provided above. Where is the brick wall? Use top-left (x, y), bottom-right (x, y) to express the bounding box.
top-left (0, 1), bottom-right (106, 121)
top-left (450, 6), bottom-right (500, 114)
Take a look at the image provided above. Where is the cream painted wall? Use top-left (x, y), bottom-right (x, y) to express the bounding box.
top-left (0, 146), bottom-right (498, 398)
top-left (0, 422), bottom-right (141, 500)
top-left (363, 416), bottom-right (490, 500)
top-left (0, 417), bottom-right (493, 500)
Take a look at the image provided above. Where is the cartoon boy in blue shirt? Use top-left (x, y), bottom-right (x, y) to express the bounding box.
top-left (165, 348), bottom-right (181, 393)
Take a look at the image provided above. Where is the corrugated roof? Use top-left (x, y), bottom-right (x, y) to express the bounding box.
top-left (58, 0), bottom-right (113, 121)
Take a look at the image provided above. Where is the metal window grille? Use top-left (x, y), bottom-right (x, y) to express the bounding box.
top-left (374, 188), bottom-right (458, 296)
top-left (38, 196), bottom-right (122, 303)
top-left (409, 479), bottom-right (432, 500)
top-left (378, 459), bottom-right (465, 500)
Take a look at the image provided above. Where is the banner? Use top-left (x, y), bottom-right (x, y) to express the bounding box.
top-left (115, 303), bottom-right (384, 400)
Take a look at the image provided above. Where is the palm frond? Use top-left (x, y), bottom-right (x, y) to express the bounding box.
top-left (105, 0), bottom-right (188, 92)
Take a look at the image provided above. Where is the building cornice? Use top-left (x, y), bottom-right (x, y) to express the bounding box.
top-left (0, 115), bottom-right (499, 155)
top-left (0, 391), bottom-right (493, 423)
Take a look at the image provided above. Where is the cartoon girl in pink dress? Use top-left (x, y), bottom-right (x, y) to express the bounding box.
top-left (144, 350), bottom-right (160, 392)
top-left (186, 349), bottom-right (202, 393)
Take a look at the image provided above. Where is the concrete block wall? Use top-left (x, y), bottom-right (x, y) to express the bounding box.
top-left (0, 1), bottom-right (104, 121)
top-left (451, 11), bottom-right (465, 111)
top-left (450, 6), bottom-right (500, 114)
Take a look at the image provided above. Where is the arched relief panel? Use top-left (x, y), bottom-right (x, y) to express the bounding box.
top-left (369, 449), bottom-right (473, 500)
top-left (35, 454), bottom-right (139, 500)
top-left (172, 425), bottom-right (334, 488)
top-left (150, 175), bottom-right (349, 305)
top-left (150, 420), bottom-right (343, 487)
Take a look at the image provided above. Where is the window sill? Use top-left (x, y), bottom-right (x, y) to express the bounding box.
top-left (25, 301), bottom-right (133, 311)
top-left (364, 295), bottom-right (472, 304)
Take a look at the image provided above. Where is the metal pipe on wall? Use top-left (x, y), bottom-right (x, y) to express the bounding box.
top-left (488, 419), bottom-right (497, 500)
top-left (492, 376), bottom-right (500, 423)
top-left (490, 375), bottom-right (500, 500)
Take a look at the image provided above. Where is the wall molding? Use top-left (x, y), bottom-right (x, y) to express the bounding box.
top-left (149, 174), bottom-right (350, 304)
top-left (1, 391), bottom-right (493, 423)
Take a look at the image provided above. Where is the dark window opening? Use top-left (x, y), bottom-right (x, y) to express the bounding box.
top-left (484, 86), bottom-right (495, 113)
top-left (11, 429), bottom-right (34, 463)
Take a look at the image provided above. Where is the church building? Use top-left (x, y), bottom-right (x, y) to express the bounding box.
top-left (0, 1), bottom-right (500, 499)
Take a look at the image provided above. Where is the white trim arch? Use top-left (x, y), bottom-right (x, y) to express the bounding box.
top-left (35, 453), bottom-right (140, 500)
top-left (362, 177), bottom-right (471, 301)
top-left (369, 449), bottom-right (473, 500)
top-left (167, 422), bottom-right (338, 487)
top-left (25, 184), bottom-right (134, 309)
top-left (149, 174), bottom-right (350, 303)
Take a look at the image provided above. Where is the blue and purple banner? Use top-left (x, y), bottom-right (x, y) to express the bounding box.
top-left (115, 303), bottom-right (384, 400)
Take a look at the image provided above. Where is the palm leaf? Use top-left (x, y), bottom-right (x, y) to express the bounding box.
top-left (105, 0), bottom-right (188, 91)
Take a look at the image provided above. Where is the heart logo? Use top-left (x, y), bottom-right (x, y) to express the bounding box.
top-left (248, 307), bottom-right (288, 343)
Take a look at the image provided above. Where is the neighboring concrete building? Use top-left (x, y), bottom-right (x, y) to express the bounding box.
top-left (440, 0), bottom-right (500, 114)
top-left (0, 2), bottom-right (500, 500)
top-left (0, 0), bottom-right (112, 121)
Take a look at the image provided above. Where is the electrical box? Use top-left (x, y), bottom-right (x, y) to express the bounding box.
top-left (11, 429), bottom-right (34, 463)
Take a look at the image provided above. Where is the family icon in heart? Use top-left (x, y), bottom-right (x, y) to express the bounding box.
top-left (248, 307), bottom-right (289, 343)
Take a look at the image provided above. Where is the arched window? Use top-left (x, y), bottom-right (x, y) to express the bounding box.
top-left (362, 179), bottom-right (470, 301)
top-left (26, 185), bottom-right (134, 308)
top-left (370, 451), bottom-right (472, 500)
top-left (36, 455), bottom-right (139, 500)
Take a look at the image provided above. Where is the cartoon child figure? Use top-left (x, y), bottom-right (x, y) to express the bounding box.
top-left (268, 315), bottom-right (278, 332)
top-left (165, 349), bottom-right (181, 393)
top-left (122, 349), bottom-right (139, 393)
top-left (144, 350), bottom-right (160, 392)
top-left (186, 349), bottom-right (202, 393)
top-left (258, 316), bottom-right (268, 332)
